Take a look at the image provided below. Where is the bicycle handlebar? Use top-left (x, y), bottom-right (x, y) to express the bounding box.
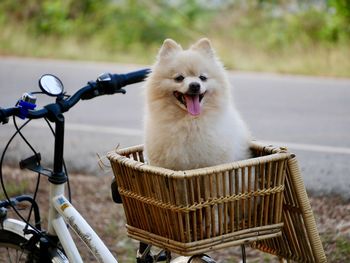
top-left (0, 68), bottom-right (150, 123)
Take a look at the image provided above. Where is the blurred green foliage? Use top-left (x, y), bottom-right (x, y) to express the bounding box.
top-left (211, 0), bottom-right (350, 47)
top-left (2, 0), bottom-right (348, 49)
top-left (0, 0), bottom-right (349, 76)
top-left (0, 0), bottom-right (210, 48)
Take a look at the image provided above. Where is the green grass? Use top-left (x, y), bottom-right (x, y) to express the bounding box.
top-left (1, 22), bottom-right (349, 78)
top-left (1, 25), bottom-right (349, 78)
top-left (214, 39), bottom-right (350, 77)
top-left (335, 237), bottom-right (350, 261)
top-left (0, 25), bottom-right (157, 65)
top-left (322, 232), bottom-right (350, 262)
top-left (0, 180), bottom-right (29, 200)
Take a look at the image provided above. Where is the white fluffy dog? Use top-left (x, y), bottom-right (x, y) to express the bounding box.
top-left (144, 38), bottom-right (251, 170)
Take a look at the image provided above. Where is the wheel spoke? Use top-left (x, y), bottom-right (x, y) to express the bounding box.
top-left (7, 247), bottom-right (13, 263)
top-left (1, 242), bottom-right (28, 262)
top-left (0, 229), bottom-right (65, 262)
top-left (18, 249), bottom-right (25, 262)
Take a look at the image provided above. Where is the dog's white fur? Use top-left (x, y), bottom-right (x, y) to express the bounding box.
top-left (144, 38), bottom-right (251, 170)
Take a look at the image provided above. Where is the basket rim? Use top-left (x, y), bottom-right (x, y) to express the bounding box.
top-left (107, 141), bottom-right (292, 178)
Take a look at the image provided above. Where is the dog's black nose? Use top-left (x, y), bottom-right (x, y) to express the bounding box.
top-left (189, 82), bottom-right (200, 94)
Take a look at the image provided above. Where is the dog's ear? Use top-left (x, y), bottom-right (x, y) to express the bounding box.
top-left (191, 38), bottom-right (215, 58)
top-left (158, 39), bottom-right (182, 59)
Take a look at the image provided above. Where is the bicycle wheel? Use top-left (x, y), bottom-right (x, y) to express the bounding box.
top-left (0, 228), bottom-right (68, 263)
top-left (0, 229), bottom-right (41, 262)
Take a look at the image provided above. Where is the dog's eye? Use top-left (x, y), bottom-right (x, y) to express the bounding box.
top-left (174, 75), bottom-right (184, 82)
top-left (199, 75), bottom-right (207, 81)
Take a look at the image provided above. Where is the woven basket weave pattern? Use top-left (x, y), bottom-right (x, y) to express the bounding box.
top-left (108, 142), bottom-right (328, 261)
top-left (108, 143), bottom-right (291, 255)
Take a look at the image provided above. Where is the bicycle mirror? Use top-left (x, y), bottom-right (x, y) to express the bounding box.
top-left (39, 74), bottom-right (64, 96)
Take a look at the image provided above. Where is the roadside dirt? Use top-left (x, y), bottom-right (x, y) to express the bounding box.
top-left (1, 166), bottom-right (350, 262)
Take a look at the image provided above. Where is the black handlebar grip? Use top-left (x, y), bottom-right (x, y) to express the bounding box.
top-left (114, 68), bottom-right (150, 87)
top-left (93, 68), bottom-right (151, 97)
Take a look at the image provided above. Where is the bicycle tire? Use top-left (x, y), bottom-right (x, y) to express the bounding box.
top-left (0, 228), bottom-right (68, 263)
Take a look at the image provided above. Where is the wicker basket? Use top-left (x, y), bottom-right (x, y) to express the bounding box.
top-left (107, 142), bottom-right (291, 256)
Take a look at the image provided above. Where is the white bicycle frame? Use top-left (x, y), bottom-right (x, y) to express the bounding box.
top-left (48, 183), bottom-right (118, 263)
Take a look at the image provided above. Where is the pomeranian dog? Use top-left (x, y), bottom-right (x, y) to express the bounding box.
top-left (144, 38), bottom-right (251, 170)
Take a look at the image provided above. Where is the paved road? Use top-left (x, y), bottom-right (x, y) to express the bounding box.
top-left (1, 57), bottom-right (350, 198)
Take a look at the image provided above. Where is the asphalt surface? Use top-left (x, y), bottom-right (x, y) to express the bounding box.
top-left (0, 57), bottom-right (350, 198)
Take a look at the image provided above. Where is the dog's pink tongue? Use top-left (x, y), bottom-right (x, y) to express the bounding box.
top-left (184, 95), bottom-right (201, 116)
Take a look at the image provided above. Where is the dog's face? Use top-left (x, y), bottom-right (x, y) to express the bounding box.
top-left (147, 38), bottom-right (231, 117)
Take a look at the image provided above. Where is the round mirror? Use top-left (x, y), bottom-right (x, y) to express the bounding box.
top-left (39, 74), bottom-right (64, 96)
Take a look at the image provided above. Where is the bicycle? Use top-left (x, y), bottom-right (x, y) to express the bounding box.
top-left (0, 70), bottom-right (216, 263)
